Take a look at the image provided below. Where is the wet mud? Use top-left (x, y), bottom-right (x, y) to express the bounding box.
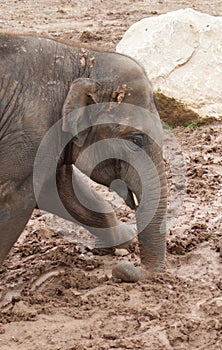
top-left (0, 1), bottom-right (222, 349)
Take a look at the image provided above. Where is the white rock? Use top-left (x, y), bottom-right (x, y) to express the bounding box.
top-left (117, 8), bottom-right (222, 119)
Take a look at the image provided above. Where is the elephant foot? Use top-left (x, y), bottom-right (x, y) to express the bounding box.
top-left (112, 261), bottom-right (150, 283)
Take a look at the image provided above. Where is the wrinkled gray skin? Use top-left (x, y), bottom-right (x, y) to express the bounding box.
top-left (0, 34), bottom-right (167, 278)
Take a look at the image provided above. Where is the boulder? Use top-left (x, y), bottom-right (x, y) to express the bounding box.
top-left (117, 8), bottom-right (222, 125)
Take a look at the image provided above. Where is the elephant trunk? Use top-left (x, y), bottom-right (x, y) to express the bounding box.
top-left (128, 147), bottom-right (167, 272)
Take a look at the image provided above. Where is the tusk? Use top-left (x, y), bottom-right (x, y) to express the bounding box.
top-left (132, 192), bottom-right (139, 207)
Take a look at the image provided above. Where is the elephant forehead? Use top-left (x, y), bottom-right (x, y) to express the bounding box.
top-left (94, 103), bottom-right (159, 126)
top-left (91, 123), bottom-right (161, 149)
top-left (93, 121), bottom-right (142, 134)
top-left (118, 124), bottom-right (132, 135)
top-left (94, 112), bottom-right (162, 144)
top-left (71, 103), bottom-right (163, 145)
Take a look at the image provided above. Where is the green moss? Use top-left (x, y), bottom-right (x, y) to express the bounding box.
top-left (164, 123), bottom-right (174, 130)
top-left (185, 121), bottom-right (199, 130)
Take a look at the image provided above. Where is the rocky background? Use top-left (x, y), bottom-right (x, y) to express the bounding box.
top-left (0, 1), bottom-right (221, 349)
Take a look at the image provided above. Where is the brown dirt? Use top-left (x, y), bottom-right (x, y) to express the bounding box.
top-left (0, 1), bottom-right (222, 349)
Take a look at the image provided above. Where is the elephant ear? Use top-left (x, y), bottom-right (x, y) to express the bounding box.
top-left (62, 78), bottom-right (103, 146)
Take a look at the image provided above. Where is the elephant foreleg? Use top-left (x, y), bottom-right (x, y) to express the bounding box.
top-left (0, 175), bottom-right (35, 265)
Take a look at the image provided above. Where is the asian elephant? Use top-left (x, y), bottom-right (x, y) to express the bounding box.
top-left (0, 33), bottom-right (167, 280)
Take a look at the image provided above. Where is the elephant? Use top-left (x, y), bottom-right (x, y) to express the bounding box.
top-left (0, 33), bottom-right (167, 280)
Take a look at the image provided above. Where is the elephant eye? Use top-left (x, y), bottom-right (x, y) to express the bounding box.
top-left (127, 135), bottom-right (145, 151)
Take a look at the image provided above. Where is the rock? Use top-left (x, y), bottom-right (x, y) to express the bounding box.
top-left (117, 8), bottom-right (222, 125)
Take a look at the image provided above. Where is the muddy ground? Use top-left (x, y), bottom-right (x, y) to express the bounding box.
top-left (0, 1), bottom-right (222, 349)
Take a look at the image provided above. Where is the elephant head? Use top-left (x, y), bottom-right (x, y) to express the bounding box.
top-left (60, 77), bottom-right (167, 273)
